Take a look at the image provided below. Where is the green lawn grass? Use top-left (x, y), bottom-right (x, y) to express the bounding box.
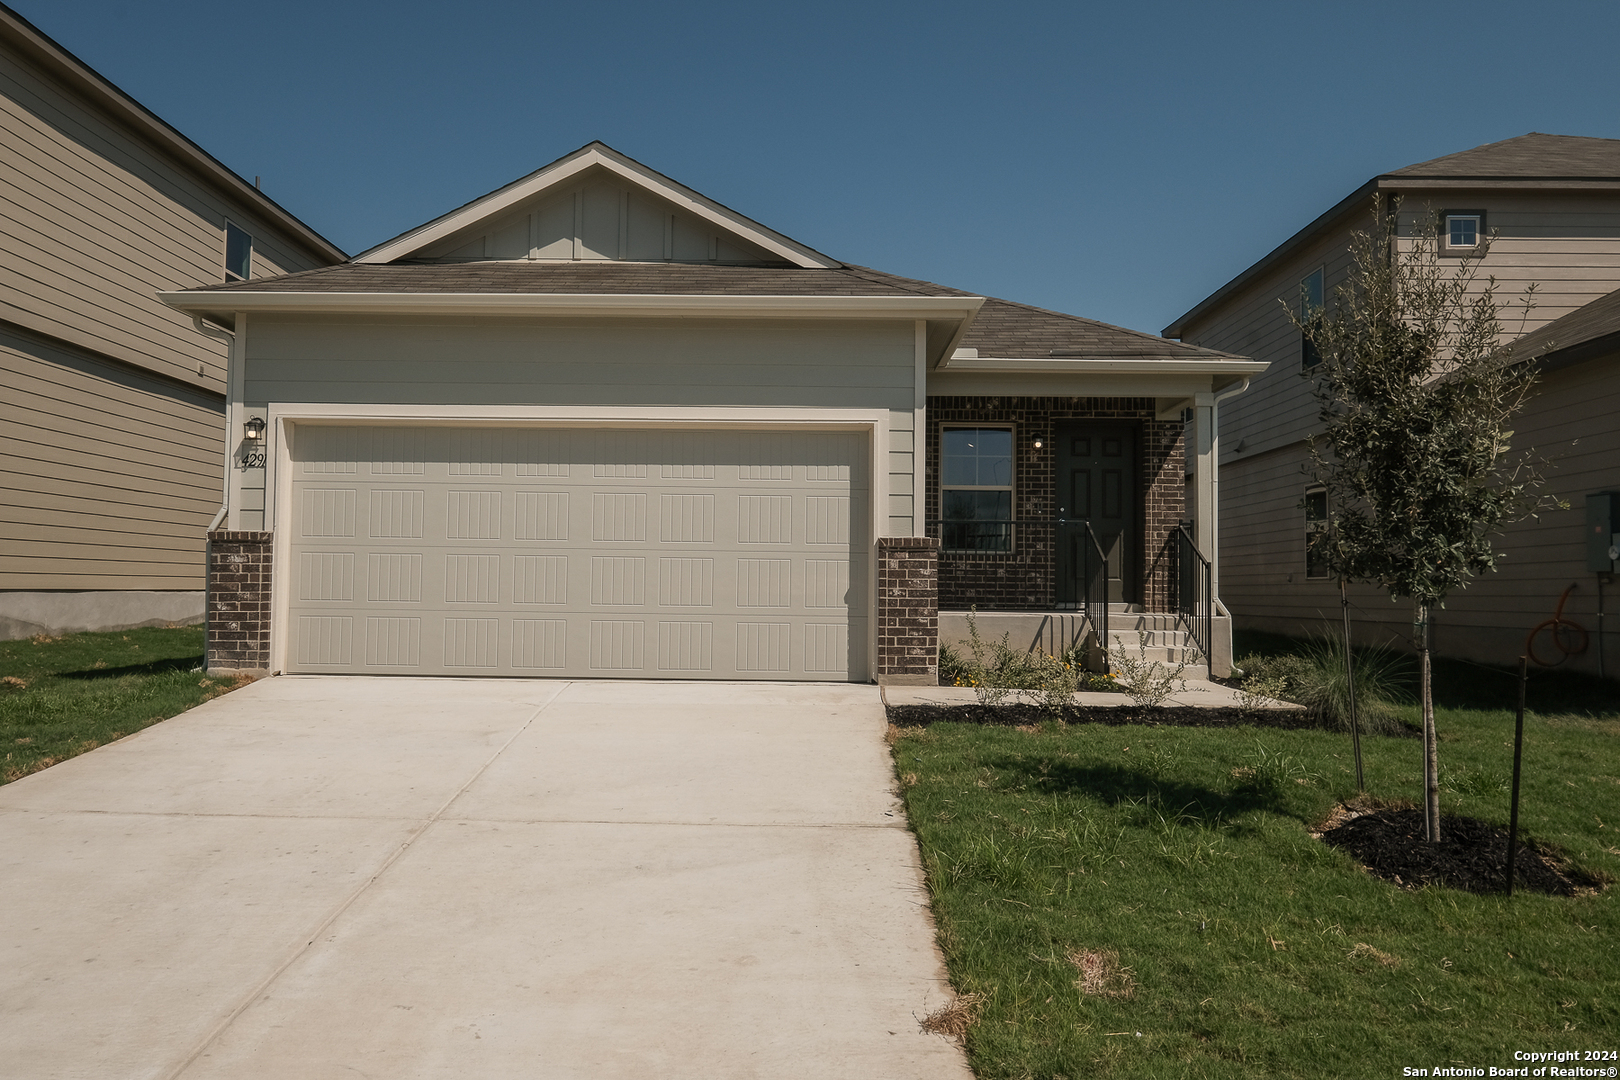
top-left (893, 652), bottom-right (1620, 1078)
top-left (0, 626), bottom-right (249, 784)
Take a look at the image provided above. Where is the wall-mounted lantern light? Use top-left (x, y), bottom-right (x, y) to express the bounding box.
top-left (1032, 437), bottom-right (1045, 450)
top-left (243, 416), bottom-right (266, 443)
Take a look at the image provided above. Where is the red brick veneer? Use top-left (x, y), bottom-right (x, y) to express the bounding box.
top-left (876, 536), bottom-right (939, 684)
top-left (206, 530), bottom-right (272, 672)
top-left (925, 397), bottom-right (1185, 611)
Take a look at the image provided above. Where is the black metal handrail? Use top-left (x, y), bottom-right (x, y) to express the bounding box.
top-left (1173, 523), bottom-right (1213, 671)
top-left (1080, 520), bottom-right (1110, 671)
top-left (923, 517), bottom-right (1109, 669)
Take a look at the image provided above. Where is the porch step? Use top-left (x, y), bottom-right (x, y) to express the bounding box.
top-left (1103, 617), bottom-right (1204, 668)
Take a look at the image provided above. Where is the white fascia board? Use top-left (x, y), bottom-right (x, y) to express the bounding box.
top-left (938, 356), bottom-right (1269, 376)
top-left (158, 291), bottom-right (984, 321)
top-left (352, 146), bottom-right (839, 269)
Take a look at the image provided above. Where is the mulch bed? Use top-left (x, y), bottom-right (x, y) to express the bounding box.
top-left (1319, 806), bottom-right (1599, 896)
top-left (884, 701), bottom-right (1413, 736)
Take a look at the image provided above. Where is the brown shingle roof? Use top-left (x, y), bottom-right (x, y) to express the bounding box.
top-left (1388, 133), bottom-right (1620, 180)
top-left (181, 260), bottom-right (1247, 361)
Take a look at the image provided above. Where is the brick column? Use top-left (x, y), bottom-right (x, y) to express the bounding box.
top-left (206, 530), bottom-right (272, 674)
top-left (876, 536), bottom-right (939, 685)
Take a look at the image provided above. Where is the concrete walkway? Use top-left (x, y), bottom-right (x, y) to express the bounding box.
top-left (0, 678), bottom-right (971, 1080)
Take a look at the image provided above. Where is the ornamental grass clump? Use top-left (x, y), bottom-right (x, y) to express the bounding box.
top-left (1236, 638), bottom-right (1413, 736)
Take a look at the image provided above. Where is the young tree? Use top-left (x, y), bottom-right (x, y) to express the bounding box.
top-left (1298, 198), bottom-right (1557, 842)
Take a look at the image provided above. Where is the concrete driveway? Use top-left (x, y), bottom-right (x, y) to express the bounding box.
top-left (0, 678), bottom-right (971, 1079)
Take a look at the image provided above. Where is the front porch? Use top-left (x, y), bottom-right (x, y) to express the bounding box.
top-left (922, 395), bottom-right (1235, 677)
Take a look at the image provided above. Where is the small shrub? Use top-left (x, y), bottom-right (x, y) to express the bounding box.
top-left (1112, 630), bottom-right (1200, 709)
top-left (1235, 673), bottom-right (1294, 717)
top-left (952, 609), bottom-right (1076, 713)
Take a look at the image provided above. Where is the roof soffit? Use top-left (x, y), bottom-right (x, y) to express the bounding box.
top-left (355, 142), bottom-right (839, 269)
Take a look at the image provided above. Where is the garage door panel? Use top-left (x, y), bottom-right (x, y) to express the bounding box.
top-left (287, 426), bottom-right (868, 679)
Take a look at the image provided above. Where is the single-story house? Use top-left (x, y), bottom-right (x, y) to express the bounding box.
top-left (161, 142), bottom-right (1263, 683)
top-left (0, 3), bottom-right (344, 640)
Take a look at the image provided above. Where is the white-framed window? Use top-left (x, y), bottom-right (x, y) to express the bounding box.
top-left (1304, 485), bottom-right (1329, 579)
top-left (1300, 267), bottom-right (1325, 369)
top-left (940, 426), bottom-right (1014, 552)
top-left (1442, 211), bottom-right (1485, 254)
top-left (224, 222), bottom-right (253, 281)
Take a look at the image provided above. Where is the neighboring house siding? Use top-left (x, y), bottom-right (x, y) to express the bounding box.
top-left (1218, 355), bottom-right (1620, 676)
top-left (0, 324), bottom-right (223, 590)
top-left (236, 315), bottom-right (919, 533)
top-left (0, 38), bottom-right (320, 393)
top-left (1394, 192), bottom-right (1620, 331)
top-left (0, 20), bottom-right (340, 636)
top-left (1189, 192), bottom-right (1620, 472)
top-left (1180, 223), bottom-right (1356, 465)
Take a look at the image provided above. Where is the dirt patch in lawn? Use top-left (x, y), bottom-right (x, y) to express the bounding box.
top-left (1317, 804), bottom-right (1604, 896)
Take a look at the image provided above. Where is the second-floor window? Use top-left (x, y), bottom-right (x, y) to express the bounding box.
top-left (1300, 267), bottom-right (1325, 370)
top-left (224, 222), bottom-right (252, 281)
top-left (1442, 211), bottom-right (1484, 255)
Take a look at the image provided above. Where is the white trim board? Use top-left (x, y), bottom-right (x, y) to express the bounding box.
top-left (261, 405), bottom-right (893, 676)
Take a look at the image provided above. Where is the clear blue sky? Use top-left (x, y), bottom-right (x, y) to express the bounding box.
top-left (21, 0), bottom-right (1620, 335)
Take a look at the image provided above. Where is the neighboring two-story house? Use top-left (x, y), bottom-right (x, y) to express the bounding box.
top-left (0, 3), bottom-right (344, 639)
top-left (1164, 134), bottom-right (1620, 678)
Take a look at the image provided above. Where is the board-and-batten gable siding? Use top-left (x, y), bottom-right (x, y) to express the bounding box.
top-left (1218, 358), bottom-right (1620, 674)
top-left (238, 314), bottom-right (919, 534)
top-left (1392, 191), bottom-right (1620, 333)
top-left (1180, 221), bottom-right (1359, 464)
top-left (415, 178), bottom-right (778, 265)
top-left (0, 41), bottom-right (324, 392)
top-left (0, 326), bottom-right (223, 590)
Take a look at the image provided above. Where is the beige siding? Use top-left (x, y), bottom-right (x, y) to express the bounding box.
top-left (417, 179), bottom-right (778, 265)
top-left (0, 37), bottom-right (326, 394)
top-left (1220, 357), bottom-right (1620, 676)
top-left (239, 316), bottom-right (919, 535)
top-left (1187, 191), bottom-right (1620, 470)
top-left (0, 326), bottom-right (224, 590)
top-left (1184, 222), bottom-right (1359, 463)
top-left (1395, 192), bottom-right (1620, 332)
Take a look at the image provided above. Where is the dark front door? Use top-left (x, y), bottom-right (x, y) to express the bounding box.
top-left (1056, 424), bottom-right (1137, 605)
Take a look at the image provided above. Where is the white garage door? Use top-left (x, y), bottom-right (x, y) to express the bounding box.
top-left (284, 425), bottom-right (868, 680)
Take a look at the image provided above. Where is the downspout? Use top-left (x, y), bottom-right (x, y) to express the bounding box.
top-left (1208, 376), bottom-right (1251, 617)
top-left (192, 316), bottom-right (235, 671)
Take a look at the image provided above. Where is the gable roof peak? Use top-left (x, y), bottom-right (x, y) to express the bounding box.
top-left (353, 141), bottom-right (840, 269)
